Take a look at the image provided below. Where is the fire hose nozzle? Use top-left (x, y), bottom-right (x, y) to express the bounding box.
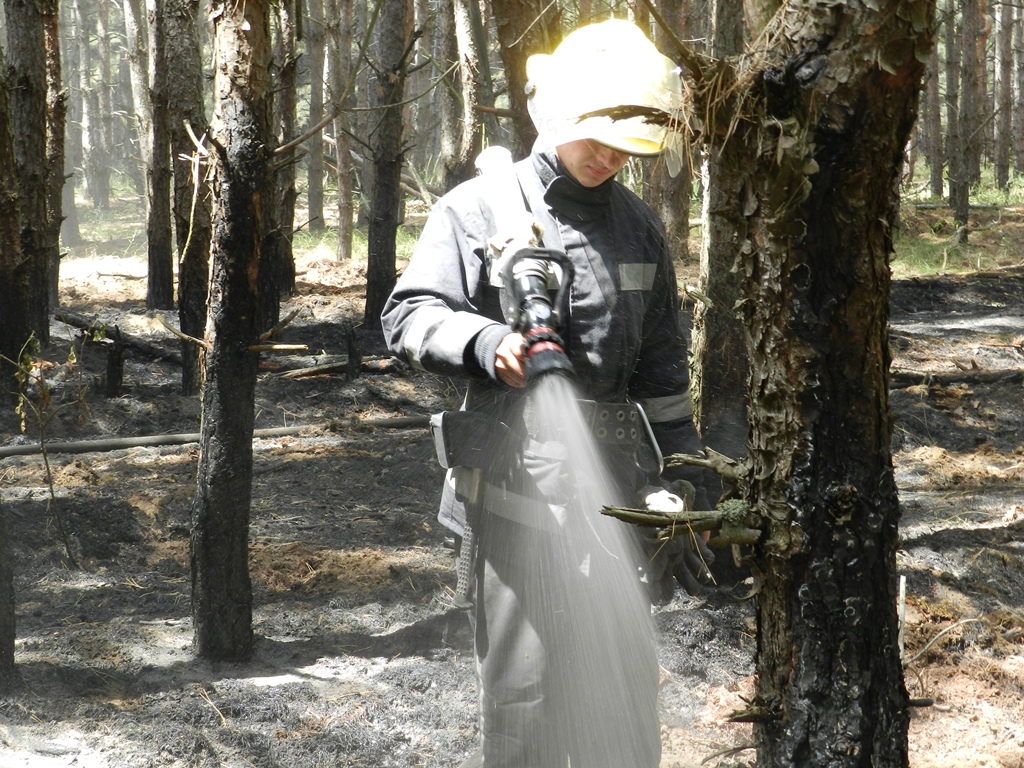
top-left (499, 249), bottom-right (575, 382)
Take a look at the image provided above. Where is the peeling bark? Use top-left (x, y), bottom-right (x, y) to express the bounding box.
top-left (731, 1), bottom-right (932, 765)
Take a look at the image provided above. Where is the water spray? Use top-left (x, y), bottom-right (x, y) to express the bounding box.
top-left (500, 248), bottom-right (575, 382)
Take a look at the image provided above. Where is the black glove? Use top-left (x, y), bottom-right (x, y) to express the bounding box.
top-left (642, 480), bottom-right (715, 597)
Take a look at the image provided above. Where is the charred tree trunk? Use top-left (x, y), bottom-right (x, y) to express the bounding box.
top-left (5, 0), bottom-right (51, 348)
top-left (43, 0), bottom-right (65, 308)
top-left (59, 0), bottom-right (81, 247)
top-left (0, 46), bottom-right (28, 392)
top-left (190, 0), bottom-right (273, 662)
top-left (647, 0), bottom-right (691, 263)
top-left (0, 495), bottom-right (13, 687)
top-left (146, 0), bottom-right (175, 310)
top-left (725, 1), bottom-right (930, 764)
top-left (259, 0), bottom-right (299, 331)
top-left (165, 0), bottom-right (211, 395)
top-left (362, 0), bottom-right (413, 333)
top-left (690, 0), bottom-right (750, 469)
top-left (491, 0), bottom-right (561, 158)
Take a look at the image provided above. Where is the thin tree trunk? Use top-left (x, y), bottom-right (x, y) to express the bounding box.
top-left (306, 0), bottom-right (326, 232)
top-left (363, 0), bottom-right (413, 333)
top-left (440, 0), bottom-right (492, 190)
top-left (59, 0), bottom-right (81, 246)
top-left (1014, 4), bottom-right (1024, 175)
top-left (946, 0), bottom-right (969, 230)
top-left (122, 0), bottom-right (151, 195)
top-left (260, 0), bottom-right (299, 330)
top-left (5, 0), bottom-right (51, 348)
top-left (190, 0), bottom-right (273, 662)
top-left (0, 40), bottom-right (29, 389)
top-left (0, 495), bottom-right (14, 688)
top-left (994, 0), bottom-right (1012, 191)
top-left (166, 0), bottom-right (211, 395)
top-left (924, 42), bottom-right (943, 198)
top-left (491, 0), bottom-right (561, 158)
top-left (43, 0), bottom-right (65, 307)
top-left (76, 0), bottom-right (110, 210)
top-left (327, 0), bottom-right (354, 261)
top-left (146, 0), bottom-right (175, 310)
top-left (690, 0), bottom-right (750, 470)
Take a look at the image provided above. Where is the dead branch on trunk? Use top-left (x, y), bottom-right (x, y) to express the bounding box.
top-left (602, 498), bottom-right (761, 547)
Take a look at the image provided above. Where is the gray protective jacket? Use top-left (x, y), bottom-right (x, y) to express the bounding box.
top-left (381, 148), bottom-right (706, 535)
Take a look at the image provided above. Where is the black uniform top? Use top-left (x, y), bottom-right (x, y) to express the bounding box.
top-left (382, 147), bottom-right (706, 534)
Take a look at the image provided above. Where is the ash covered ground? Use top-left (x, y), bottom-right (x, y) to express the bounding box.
top-left (1, 239), bottom-right (1023, 767)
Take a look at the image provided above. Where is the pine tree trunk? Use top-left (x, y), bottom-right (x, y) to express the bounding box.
top-left (491, 0), bottom-right (561, 158)
top-left (690, 0), bottom-right (750, 468)
top-left (165, 0), bottom-right (211, 396)
top-left (0, 46), bottom-right (29, 390)
top-left (190, 0), bottom-right (273, 662)
top-left (924, 43), bottom-right (943, 198)
top-left (729, 1), bottom-right (930, 764)
top-left (146, 0), bottom-right (175, 310)
top-left (326, 0), bottom-right (354, 261)
top-left (0, 496), bottom-right (14, 687)
top-left (261, 0), bottom-right (299, 330)
top-left (994, 1), bottom-right (1013, 191)
top-left (946, 0), bottom-right (969, 230)
top-left (305, 0), bottom-right (326, 232)
top-left (43, 0), bottom-right (65, 308)
top-left (363, 0), bottom-right (412, 333)
top-left (59, 0), bottom-right (82, 247)
top-left (5, 0), bottom-right (51, 348)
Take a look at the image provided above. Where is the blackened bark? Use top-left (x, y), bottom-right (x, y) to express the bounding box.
top-left (166, 0), bottom-right (211, 395)
top-left (43, 0), bottom-right (65, 308)
top-left (690, 0), bottom-right (750, 467)
top-left (0, 50), bottom-right (28, 391)
top-left (491, 0), bottom-right (561, 159)
top-left (190, 0), bottom-right (273, 662)
top-left (260, 0), bottom-right (299, 331)
top-left (732, 1), bottom-right (930, 765)
top-left (146, 0), bottom-right (175, 310)
top-left (363, 0), bottom-right (413, 333)
top-left (5, 0), bottom-right (51, 347)
top-left (0, 496), bottom-right (14, 687)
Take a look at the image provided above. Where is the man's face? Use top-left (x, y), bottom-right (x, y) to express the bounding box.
top-left (556, 139), bottom-right (630, 187)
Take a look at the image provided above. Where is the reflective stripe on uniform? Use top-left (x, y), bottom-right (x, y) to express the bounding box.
top-left (634, 392), bottom-right (692, 422)
top-left (450, 469), bottom-right (567, 533)
top-left (619, 263), bottom-right (657, 291)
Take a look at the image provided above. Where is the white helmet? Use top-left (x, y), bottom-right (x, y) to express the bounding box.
top-left (526, 19), bottom-right (682, 156)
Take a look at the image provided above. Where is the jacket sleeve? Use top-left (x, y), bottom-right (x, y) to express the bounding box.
top-left (381, 185), bottom-right (513, 380)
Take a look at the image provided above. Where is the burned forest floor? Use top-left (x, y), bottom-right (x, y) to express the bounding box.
top-left (1, 201), bottom-right (1024, 768)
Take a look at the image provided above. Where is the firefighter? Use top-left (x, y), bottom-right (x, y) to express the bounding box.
top-left (382, 19), bottom-right (714, 768)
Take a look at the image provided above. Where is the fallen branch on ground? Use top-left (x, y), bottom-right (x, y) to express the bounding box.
top-left (890, 368), bottom-right (1024, 388)
top-left (0, 414), bottom-right (432, 458)
top-left (54, 309), bottom-right (183, 365)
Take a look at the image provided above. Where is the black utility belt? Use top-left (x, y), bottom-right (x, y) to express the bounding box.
top-left (431, 400), bottom-right (662, 473)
